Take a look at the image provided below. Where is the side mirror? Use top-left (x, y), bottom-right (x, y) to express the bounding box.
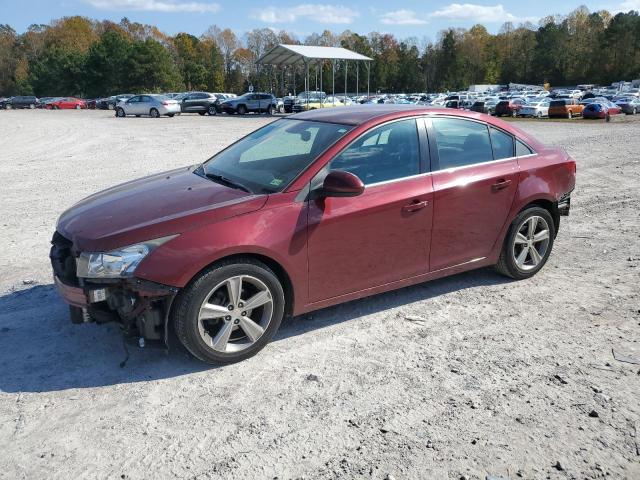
top-left (319, 170), bottom-right (364, 198)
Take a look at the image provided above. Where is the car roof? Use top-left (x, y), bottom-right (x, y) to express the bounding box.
top-left (289, 104), bottom-right (545, 150)
top-left (289, 104), bottom-right (450, 125)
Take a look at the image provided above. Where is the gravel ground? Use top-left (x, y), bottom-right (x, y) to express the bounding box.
top-left (0, 110), bottom-right (638, 480)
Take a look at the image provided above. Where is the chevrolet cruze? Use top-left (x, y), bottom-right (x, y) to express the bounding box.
top-left (51, 106), bottom-right (576, 364)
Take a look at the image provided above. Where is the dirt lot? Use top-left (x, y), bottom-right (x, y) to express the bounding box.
top-left (0, 110), bottom-right (638, 480)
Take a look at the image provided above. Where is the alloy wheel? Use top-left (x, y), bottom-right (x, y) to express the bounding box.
top-left (197, 275), bottom-right (273, 353)
top-left (512, 215), bottom-right (550, 271)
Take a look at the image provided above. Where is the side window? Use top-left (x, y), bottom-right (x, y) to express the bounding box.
top-left (328, 119), bottom-right (420, 185)
top-left (516, 139), bottom-right (533, 157)
top-left (141, 96), bottom-right (152, 102)
top-left (128, 96), bottom-right (140, 103)
top-left (431, 118), bottom-right (493, 169)
top-left (490, 127), bottom-right (514, 160)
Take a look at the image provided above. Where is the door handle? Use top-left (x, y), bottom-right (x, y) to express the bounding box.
top-left (491, 179), bottom-right (512, 191)
top-left (402, 200), bottom-right (429, 213)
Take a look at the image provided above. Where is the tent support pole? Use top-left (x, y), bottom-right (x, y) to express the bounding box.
top-left (356, 62), bottom-right (359, 98)
top-left (344, 60), bottom-right (348, 101)
top-left (319, 60), bottom-right (323, 107)
top-left (367, 61), bottom-right (370, 98)
top-left (332, 60), bottom-right (335, 104)
top-left (305, 60), bottom-right (309, 109)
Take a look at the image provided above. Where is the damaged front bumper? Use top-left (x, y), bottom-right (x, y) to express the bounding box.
top-left (50, 232), bottom-right (179, 345)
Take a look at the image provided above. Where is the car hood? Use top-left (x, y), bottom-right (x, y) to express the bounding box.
top-left (57, 166), bottom-right (267, 252)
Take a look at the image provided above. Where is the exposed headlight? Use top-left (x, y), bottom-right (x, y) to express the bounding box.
top-left (76, 235), bottom-right (177, 279)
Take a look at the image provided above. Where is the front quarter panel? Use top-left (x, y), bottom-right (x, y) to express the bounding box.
top-left (134, 192), bottom-right (309, 311)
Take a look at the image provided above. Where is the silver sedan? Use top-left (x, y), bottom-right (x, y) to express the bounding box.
top-left (115, 95), bottom-right (181, 118)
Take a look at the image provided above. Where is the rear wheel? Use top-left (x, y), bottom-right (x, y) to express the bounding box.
top-left (116, 107), bottom-right (125, 118)
top-left (150, 108), bottom-right (160, 118)
top-left (266, 105), bottom-right (274, 115)
top-left (237, 104), bottom-right (247, 115)
top-left (108, 104), bottom-right (114, 110)
top-left (29, 104), bottom-right (35, 109)
top-left (605, 113), bottom-right (611, 122)
top-left (207, 105), bottom-right (217, 115)
top-left (173, 259), bottom-right (285, 364)
top-left (633, 107), bottom-right (637, 115)
top-left (75, 104), bottom-right (81, 110)
top-left (537, 111), bottom-right (543, 118)
top-left (495, 207), bottom-right (555, 280)
top-left (567, 111), bottom-right (573, 119)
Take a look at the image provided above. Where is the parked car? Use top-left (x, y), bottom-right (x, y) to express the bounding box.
top-left (179, 92), bottom-right (222, 115)
top-left (495, 99), bottom-right (525, 117)
top-left (115, 94), bottom-right (180, 118)
top-left (582, 102), bottom-right (622, 121)
top-left (0, 96), bottom-right (9, 109)
top-left (5, 95), bottom-right (40, 109)
top-left (51, 105), bottom-right (576, 364)
top-left (615, 97), bottom-right (640, 115)
top-left (220, 93), bottom-right (277, 115)
top-left (97, 94), bottom-right (134, 110)
top-left (45, 97), bottom-right (87, 110)
top-left (470, 100), bottom-right (497, 115)
top-left (283, 95), bottom-right (297, 113)
top-left (519, 100), bottom-right (550, 118)
top-left (548, 99), bottom-right (584, 119)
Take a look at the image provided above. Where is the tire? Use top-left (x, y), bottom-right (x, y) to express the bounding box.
top-left (237, 104), bottom-right (247, 115)
top-left (207, 105), bottom-right (217, 116)
top-left (167, 113), bottom-right (175, 117)
top-left (29, 104), bottom-right (35, 109)
top-left (511, 110), bottom-right (517, 118)
top-left (605, 113), bottom-right (611, 123)
top-left (75, 104), bottom-right (81, 110)
top-left (173, 258), bottom-right (285, 364)
top-left (116, 107), bottom-right (125, 118)
top-left (495, 207), bottom-right (555, 280)
top-left (537, 111), bottom-right (543, 119)
top-left (266, 105), bottom-right (274, 115)
top-left (150, 108), bottom-right (160, 118)
top-left (6, 104), bottom-right (11, 110)
top-left (567, 111), bottom-right (573, 119)
top-left (633, 108), bottom-right (637, 115)
top-left (135, 115), bottom-right (141, 117)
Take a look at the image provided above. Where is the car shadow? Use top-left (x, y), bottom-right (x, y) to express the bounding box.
top-left (0, 269), bottom-right (509, 393)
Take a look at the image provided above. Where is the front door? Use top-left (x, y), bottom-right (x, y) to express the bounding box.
top-left (427, 117), bottom-right (520, 271)
top-left (307, 118), bottom-right (433, 303)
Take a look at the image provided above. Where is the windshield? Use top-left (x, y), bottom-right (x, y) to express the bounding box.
top-left (199, 119), bottom-right (352, 194)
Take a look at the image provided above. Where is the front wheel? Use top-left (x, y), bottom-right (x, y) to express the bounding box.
top-left (75, 104), bottom-right (81, 110)
top-left (173, 259), bottom-right (285, 364)
top-left (511, 110), bottom-right (517, 117)
top-left (495, 207), bottom-right (555, 280)
top-left (237, 105), bottom-right (247, 115)
top-left (116, 107), bottom-right (126, 118)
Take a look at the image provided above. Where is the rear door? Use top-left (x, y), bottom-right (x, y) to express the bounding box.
top-left (247, 94), bottom-right (260, 112)
top-left (427, 117), bottom-right (520, 271)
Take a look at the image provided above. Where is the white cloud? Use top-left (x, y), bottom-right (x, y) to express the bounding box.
top-left (85, 0), bottom-right (220, 13)
top-left (379, 10), bottom-right (428, 25)
top-left (254, 4), bottom-right (359, 24)
top-left (430, 3), bottom-right (535, 23)
top-left (616, 0), bottom-right (640, 11)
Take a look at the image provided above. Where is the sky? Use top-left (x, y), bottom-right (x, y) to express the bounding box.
top-left (1, 0), bottom-right (640, 39)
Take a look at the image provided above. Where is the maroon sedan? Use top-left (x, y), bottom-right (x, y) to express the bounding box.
top-left (51, 106), bottom-right (576, 364)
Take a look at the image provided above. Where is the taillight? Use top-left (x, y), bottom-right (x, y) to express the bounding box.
top-left (162, 101), bottom-right (169, 106)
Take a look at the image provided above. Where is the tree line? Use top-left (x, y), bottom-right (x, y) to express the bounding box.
top-left (0, 6), bottom-right (639, 98)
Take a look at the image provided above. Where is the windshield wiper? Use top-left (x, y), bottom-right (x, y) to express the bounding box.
top-left (204, 172), bottom-right (253, 194)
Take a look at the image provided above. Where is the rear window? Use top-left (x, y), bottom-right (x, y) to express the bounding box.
top-left (550, 100), bottom-right (567, 107)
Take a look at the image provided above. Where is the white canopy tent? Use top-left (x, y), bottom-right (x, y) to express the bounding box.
top-left (256, 44), bottom-right (373, 107)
